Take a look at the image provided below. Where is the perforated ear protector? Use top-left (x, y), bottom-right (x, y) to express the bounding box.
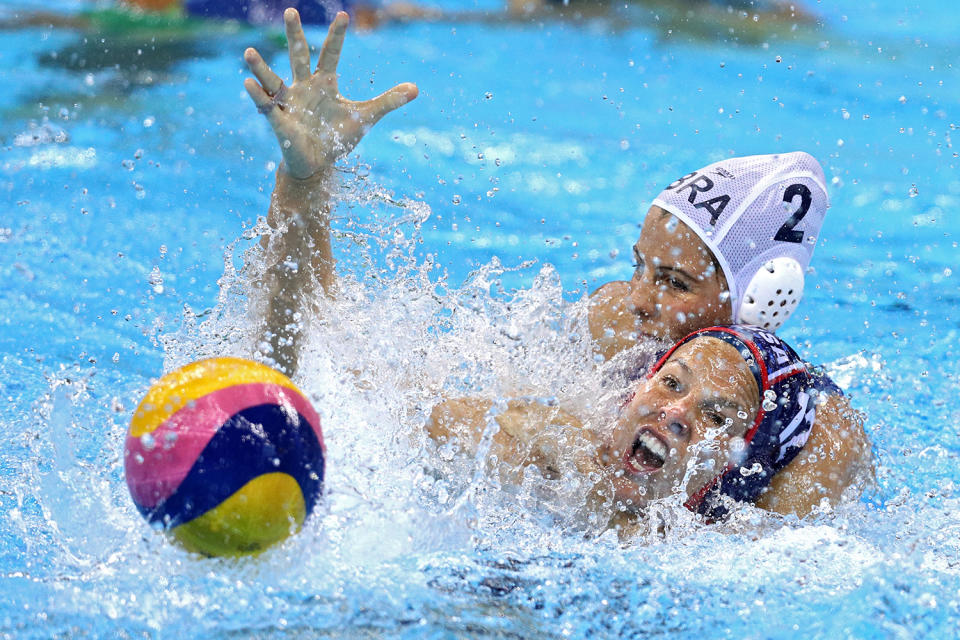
top-left (736, 257), bottom-right (805, 330)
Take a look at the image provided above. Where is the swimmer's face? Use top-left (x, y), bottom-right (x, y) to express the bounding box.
top-left (627, 206), bottom-right (731, 343)
top-left (600, 337), bottom-right (759, 510)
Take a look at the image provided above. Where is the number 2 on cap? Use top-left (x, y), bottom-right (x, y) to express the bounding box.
top-left (774, 183), bottom-right (812, 244)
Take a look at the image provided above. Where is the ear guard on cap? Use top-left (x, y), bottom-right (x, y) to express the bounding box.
top-left (736, 257), bottom-right (804, 331)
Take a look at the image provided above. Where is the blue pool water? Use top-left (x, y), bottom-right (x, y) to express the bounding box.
top-left (2, 0), bottom-right (959, 636)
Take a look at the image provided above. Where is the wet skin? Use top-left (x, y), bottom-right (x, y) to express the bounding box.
top-left (599, 337), bottom-right (759, 510)
top-left (589, 206), bottom-right (731, 359)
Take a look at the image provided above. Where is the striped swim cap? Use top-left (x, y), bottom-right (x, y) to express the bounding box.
top-left (652, 152), bottom-right (829, 331)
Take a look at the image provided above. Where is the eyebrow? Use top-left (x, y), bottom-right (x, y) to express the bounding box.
top-left (671, 358), bottom-right (693, 376)
top-left (672, 357), bottom-right (748, 416)
top-left (633, 246), bottom-right (698, 282)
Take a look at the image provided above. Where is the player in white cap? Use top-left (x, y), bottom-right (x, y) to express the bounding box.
top-left (589, 151), bottom-right (830, 358)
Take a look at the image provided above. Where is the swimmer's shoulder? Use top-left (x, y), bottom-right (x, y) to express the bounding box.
top-left (756, 391), bottom-right (874, 518)
top-left (807, 363), bottom-right (844, 397)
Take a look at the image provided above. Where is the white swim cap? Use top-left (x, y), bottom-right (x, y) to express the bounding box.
top-left (651, 151), bottom-right (829, 331)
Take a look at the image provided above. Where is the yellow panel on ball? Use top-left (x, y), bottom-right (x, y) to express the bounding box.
top-left (171, 473), bottom-right (307, 557)
top-left (129, 357), bottom-right (300, 438)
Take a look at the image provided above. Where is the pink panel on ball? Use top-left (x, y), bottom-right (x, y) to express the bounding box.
top-left (124, 383), bottom-right (323, 509)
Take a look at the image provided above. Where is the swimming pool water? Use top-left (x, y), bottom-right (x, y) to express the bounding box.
top-left (2, 0), bottom-right (959, 637)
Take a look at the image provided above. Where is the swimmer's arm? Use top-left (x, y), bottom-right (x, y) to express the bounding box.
top-left (242, 9), bottom-right (417, 374)
top-left (427, 397), bottom-right (593, 477)
top-left (254, 168), bottom-right (336, 373)
top-left (755, 394), bottom-right (874, 518)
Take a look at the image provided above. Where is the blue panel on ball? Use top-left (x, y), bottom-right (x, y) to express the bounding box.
top-left (145, 404), bottom-right (325, 527)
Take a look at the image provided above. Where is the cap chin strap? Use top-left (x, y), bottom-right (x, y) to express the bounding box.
top-left (736, 257), bottom-right (805, 331)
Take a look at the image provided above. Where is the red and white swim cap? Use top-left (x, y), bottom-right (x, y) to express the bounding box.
top-left (652, 152), bottom-right (829, 330)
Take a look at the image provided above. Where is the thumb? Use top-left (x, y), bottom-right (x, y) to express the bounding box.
top-left (359, 82), bottom-right (419, 126)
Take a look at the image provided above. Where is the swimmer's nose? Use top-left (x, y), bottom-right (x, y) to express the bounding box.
top-left (657, 405), bottom-right (690, 440)
top-left (628, 276), bottom-right (657, 320)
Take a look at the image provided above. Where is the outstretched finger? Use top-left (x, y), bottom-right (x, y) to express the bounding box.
top-left (358, 82), bottom-right (419, 125)
top-left (243, 78), bottom-right (284, 127)
top-left (284, 8), bottom-right (312, 83)
top-left (317, 11), bottom-right (349, 75)
top-left (244, 47), bottom-right (284, 95)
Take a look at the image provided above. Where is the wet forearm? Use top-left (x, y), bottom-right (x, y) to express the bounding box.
top-left (254, 165), bottom-right (336, 374)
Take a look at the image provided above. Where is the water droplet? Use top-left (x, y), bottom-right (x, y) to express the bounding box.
top-left (140, 433), bottom-right (156, 451)
top-left (909, 184), bottom-right (919, 198)
top-left (148, 266), bottom-right (164, 294)
top-left (484, 92), bottom-right (493, 100)
top-left (452, 195), bottom-right (462, 205)
top-left (740, 462), bottom-right (764, 476)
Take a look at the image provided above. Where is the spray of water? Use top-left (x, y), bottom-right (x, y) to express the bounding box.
top-left (13, 172), bottom-right (941, 638)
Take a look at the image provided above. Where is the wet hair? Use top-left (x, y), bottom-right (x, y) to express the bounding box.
top-left (648, 324), bottom-right (819, 520)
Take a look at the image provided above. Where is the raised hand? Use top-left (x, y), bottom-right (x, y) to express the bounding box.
top-left (243, 8), bottom-right (418, 180)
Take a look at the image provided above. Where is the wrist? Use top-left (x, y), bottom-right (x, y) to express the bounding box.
top-left (276, 162), bottom-right (335, 192)
top-left (268, 163), bottom-right (335, 229)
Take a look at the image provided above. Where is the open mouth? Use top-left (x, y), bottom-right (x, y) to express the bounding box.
top-left (624, 429), bottom-right (668, 474)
